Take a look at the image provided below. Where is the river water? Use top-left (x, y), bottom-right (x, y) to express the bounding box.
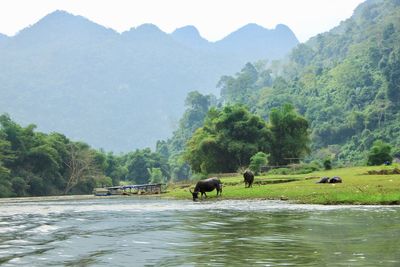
top-left (0, 197), bottom-right (399, 266)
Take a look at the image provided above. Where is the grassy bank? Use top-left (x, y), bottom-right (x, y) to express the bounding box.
top-left (164, 165), bottom-right (400, 204)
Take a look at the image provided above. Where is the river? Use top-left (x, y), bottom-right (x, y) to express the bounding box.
top-left (0, 196), bottom-right (399, 266)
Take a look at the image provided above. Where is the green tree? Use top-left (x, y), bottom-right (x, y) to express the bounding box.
top-left (0, 137), bottom-right (13, 176)
top-left (185, 105), bottom-right (271, 173)
top-left (323, 158), bottom-right (332, 170)
top-left (104, 152), bottom-right (127, 185)
top-left (269, 104), bottom-right (310, 166)
top-left (249, 152), bottom-right (268, 175)
top-left (367, 140), bottom-right (393, 165)
top-left (126, 148), bottom-right (169, 184)
top-left (218, 62), bottom-right (271, 106)
top-left (148, 167), bottom-right (164, 184)
top-left (11, 177), bottom-right (29, 196)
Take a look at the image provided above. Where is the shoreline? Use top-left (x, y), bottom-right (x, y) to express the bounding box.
top-left (1, 194), bottom-right (400, 206)
top-left (163, 165), bottom-right (400, 205)
top-left (0, 193), bottom-right (400, 206)
top-left (1, 165), bottom-right (400, 205)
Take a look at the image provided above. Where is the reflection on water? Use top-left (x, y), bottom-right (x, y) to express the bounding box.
top-left (0, 197), bottom-right (400, 266)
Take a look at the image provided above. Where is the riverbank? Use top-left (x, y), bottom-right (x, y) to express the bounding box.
top-left (164, 165), bottom-right (400, 205)
top-left (0, 194), bottom-right (98, 204)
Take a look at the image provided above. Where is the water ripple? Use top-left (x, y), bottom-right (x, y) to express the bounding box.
top-left (0, 197), bottom-right (399, 266)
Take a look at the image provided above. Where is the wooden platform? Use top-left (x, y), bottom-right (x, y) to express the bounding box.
top-left (93, 183), bottom-right (165, 196)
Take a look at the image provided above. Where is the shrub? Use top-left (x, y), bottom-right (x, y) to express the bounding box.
top-left (249, 152), bottom-right (269, 175)
top-left (323, 158), bottom-right (332, 170)
top-left (367, 140), bottom-right (393, 166)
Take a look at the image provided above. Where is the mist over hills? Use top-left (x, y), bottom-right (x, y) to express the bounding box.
top-left (220, 0), bottom-right (400, 163)
top-left (0, 10), bottom-right (298, 152)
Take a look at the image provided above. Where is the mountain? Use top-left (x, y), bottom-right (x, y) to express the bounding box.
top-left (215, 23), bottom-right (299, 62)
top-left (171, 25), bottom-right (210, 49)
top-left (0, 11), bottom-right (298, 152)
top-left (0, 33), bottom-right (8, 47)
top-left (216, 0), bottom-right (400, 164)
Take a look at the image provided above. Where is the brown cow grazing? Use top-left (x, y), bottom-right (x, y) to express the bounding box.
top-left (243, 170), bottom-right (254, 188)
top-left (190, 177), bottom-right (222, 201)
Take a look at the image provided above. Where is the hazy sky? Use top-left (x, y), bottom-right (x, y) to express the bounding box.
top-left (0, 0), bottom-right (365, 42)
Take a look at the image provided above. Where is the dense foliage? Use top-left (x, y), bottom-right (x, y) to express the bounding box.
top-left (367, 140), bottom-right (393, 165)
top-left (184, 105), bottom-right (272, 173)
top-left (249, 152), bottom-right (268, 175)
top-left (269, 104), bottom-right (310, 165)
top-left (0, 114), bottom-right (169, 197)
top-left (217, 0), bottom-right (400, 165)
top-left (184, 104), bottom-right (310, 173)
top-left (0, 114), bottom-right (105, 197)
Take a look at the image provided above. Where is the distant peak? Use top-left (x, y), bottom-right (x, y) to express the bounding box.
top-left (220, 23), bottom-right (271, 41)
top-left (33, 9), bottom-right (94, 28)
top-left (50, 10), bottom-right (70, 15)
top-left (243, 23), bottom-right (264, 28)
top-left (135, 23), bottom-right (163, 33)
top-left (275, 24), bottom-right (291, 31)
top-left (15, 9), bottom-right (117, 39)
top-left (172, 25), bottom-right (200, 35)
top-left (41, 10), bottom-right (77, 21)
top-left (171, 25), bottom-right (209, 47)
top-left (171, 25), bottom-right (207, 40)
top-left (122, 23), bottom-right (169, 40)
top-left (240, 23), bottom-right (268, 31)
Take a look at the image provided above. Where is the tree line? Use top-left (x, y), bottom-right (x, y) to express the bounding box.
top-left (0, 97), bottom-right (311, 197)
top-left (0, 114), bottom-right (169, 197)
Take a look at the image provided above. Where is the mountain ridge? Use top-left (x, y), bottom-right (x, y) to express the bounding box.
top-left (0, 10), bottom-right (299, 152)
top-left (5, 10), bottom-right (297, 44)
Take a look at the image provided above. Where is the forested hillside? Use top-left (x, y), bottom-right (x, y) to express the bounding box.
top-left (159, 0), bottom-right (400, 177)
top-left (218, 0), bottom-right (400, 164)
top-left (0, 11), bottom-right (298, 152)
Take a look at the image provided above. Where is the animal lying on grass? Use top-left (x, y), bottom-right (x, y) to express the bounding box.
top-left (316, 176), bottom-right (343, 184)
top-left (190, 177), bottom-right (222, 201)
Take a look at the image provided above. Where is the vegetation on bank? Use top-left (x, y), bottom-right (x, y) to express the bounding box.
top-left (1, 0), bottom-right (400, 199)
top-left (157, 0), bottom-right (400, 181)
top-left (164, 165), bottom-right (400, 205)
top-left (0, 114), bottom-right (172, 197)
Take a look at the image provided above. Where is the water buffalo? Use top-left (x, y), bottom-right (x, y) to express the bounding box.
top-left (316, 176), bottom-right (330, 183)
top-left (329, 176), bottom-right (342, 183)
top-left (243, 170), bottom-right (254, 188)
top-left (190, 177), bottom-right (222, 201)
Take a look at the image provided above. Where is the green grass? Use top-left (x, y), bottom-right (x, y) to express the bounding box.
top-left (164, 165), bottom-right (400, 204)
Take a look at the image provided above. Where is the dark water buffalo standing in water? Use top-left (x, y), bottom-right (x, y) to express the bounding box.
top-left (243, 170), bottom-right (254, 188)
top-left (190, 177), bottom-right (222, 201)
